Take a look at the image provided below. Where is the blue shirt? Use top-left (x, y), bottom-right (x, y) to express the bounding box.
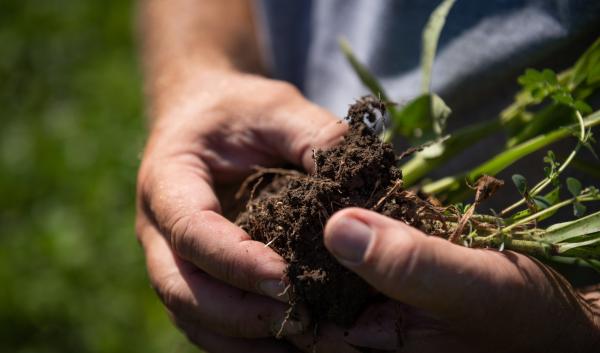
top-left (256, 0), bottom-right (600, 117)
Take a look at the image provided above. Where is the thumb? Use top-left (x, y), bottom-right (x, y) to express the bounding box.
top-left (323, 208), bottom-right (545, 320)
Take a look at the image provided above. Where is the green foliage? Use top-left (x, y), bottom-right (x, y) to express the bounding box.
top-left (516, 67), bottom-right (592, 111)
top-left (341, 14), bottom-right (600, 266)
top-left (339, 38), bottom-right (391, 102)
top-left (543, 150), bottom-right (559, 181)
top-left (420, 0), bottom-right (456, 93)
top-left (567, 177), bottom-right (583, 197)
top-left (571, 37), bottom-right (600, 87)
top-left (533, 187), bottom-right (561, 210)
top-left (543, 211), bottom-right (600, 244)
top-left (512, 174), bottom-right (528, 195)
top-left (566, 177), bottom-right (587, 217)
top-left (0, 1), bottom-right (197, 352)
top-left (394, 0), bottom-right (456, 145)
top-left (390, 93), bottom-right (451, 144)
top-left (574, 201), bottom-right (588, 218)
top-left (340, 0), bottom-right (455, 146)
top-left (423, 109), bottom-right (600, 199)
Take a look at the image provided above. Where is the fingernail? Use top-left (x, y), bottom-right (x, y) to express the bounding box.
top-left (259, 279), bottom-right (290, 302)
top-left (326, 217), bottom-right (372, 264)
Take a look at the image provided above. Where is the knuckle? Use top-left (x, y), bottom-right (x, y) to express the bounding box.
top-left (168, 212), bottom-right (195, 256)
top-left (220, 247), bottom-right (254, 289)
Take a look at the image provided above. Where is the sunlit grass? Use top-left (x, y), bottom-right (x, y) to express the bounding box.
top-left (0, 1), bottom-right (197, 352)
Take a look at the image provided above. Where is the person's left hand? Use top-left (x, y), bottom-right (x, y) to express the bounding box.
top-left (317, 207), bottom-right (600, 353)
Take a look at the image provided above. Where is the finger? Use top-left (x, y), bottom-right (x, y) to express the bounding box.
top-left (344, 300), bottom-right (399, 351)
top-left (287, 323), bottom-right (363, 353)
top-left (140, 220), bottom-right (307, 338)
top-left (265, 93), bottom-right (348, 173)
top-left (323, 208), bottom-right (586, 326)
top-left (399, 332), bottom-right (473, 353)
top-left (139, 161), bottom-right (290, 301)
top-left (176, 320), bottom-right (300, 353)
top-left (347, 301), bottom-right (474, 353)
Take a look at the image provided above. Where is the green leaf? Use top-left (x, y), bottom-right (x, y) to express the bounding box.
top-left (431, 93), bottom-right (451, 135)
top-left (422, 109), bottom-right (600, 198)
top-left (419, 138), bottom-right (447, 158)
top-left (557, 233), bottom-right (600, 253)
top-left (391, 93), bottom-right (451, 143)
top-left (533, 195), bottom-right (552, 209)
top-left (510, 187), bottom-right (560, 222)
top-left (512, 174), bottom-right (528, 195)
top-left (542, 68), bottom-right (558, 85)
top-left (339, 38), bottom-right (390, 101)
top-left (574, 201), bottom-right (587, 218)
top-left (400, 119), bottom-right (500, 186)
top-left (542, 211), bottom-right (600, 243)
top-left (420, 0), bottom-right (456, 93)
top-left (574, 100), bottom-right (593, 114)
top-left (518, 68), bottom-right (543, 86)
top-left (537, 187), bottom-right (562, 220)
top-left (571, 37), bottom-right (600, 87)
top-left (566, 177), bottom-right (582, 197)
top-left (551, 91), bottom-right (574, 106)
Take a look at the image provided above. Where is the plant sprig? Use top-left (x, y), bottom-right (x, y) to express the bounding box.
top-left (340, 1), bottom-right (600, 271)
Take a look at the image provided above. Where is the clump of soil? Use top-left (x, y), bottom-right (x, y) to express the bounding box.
top-left (236, 97), bottom-right (450, 327)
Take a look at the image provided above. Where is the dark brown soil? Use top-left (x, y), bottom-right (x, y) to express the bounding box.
top-left (236, 97), bottom-right (449, 327)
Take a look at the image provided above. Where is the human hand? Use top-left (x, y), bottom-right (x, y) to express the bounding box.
top-left (135, 70), bottom-right (352, 352)
top-left (323, 208), bottom-right (600, 353)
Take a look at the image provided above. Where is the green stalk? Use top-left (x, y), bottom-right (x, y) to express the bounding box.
top-left (472, 235), bottom-right (600, 263)
top-left (401, 119), bottom-right (500, 186)
top-left (402, 68), bottom-right (580, 188)
top-left (501, 197), bottom-right (577, 234)
top-left (548, 256), bottom-right (600, 272)
top-left (500, 111), bottom-right (586, 216)
top-left (471, 236), bottom-right (554, 258)
top-left (422, 110), bottom-right (600, 198)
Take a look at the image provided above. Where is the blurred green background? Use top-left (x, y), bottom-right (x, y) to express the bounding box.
top-left (0, 1), bottom-right (197, 352)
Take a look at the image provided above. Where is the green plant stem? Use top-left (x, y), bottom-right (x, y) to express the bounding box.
top-left (401, 119), bottom-right (500, 186)
top-left (471, 237), bottom-right (600, 262)
top-left (471, 236), bottom-right (554, 258)
top-left (422, 110), bottom-right (600, 198)
top-left (500, 111), bottom-right (586, 216)
top-left (402, 65), bottom-right (588, 187)
top-left (548, 256), bottom-right (600, 272)
top-left (494, 192), bottom-right (599, 236)
top-left (502, 198), bottom-right (577, 234)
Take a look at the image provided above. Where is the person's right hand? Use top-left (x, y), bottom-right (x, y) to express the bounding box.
top-left (135, 70), bottom-right (353, 352)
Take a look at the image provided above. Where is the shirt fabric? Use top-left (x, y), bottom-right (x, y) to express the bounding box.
top-left (256, 0), bottom-right (600, 118)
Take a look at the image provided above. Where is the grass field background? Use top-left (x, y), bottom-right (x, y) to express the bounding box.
top-left (0, 1), bottom-right (198, 352)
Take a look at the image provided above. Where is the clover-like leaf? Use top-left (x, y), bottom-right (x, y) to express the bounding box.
top-left (574, 201), bottom-right (587, 218)
top-left (512, 174), bottom-right (528, 195)
top-left (566, 177), bottom-right (582, 197)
